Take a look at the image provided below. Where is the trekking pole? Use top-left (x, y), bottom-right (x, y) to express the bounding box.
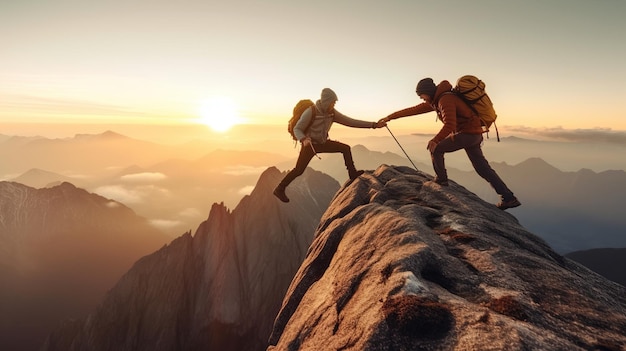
top-left (385, 125), bottom-right (418, 171)
top-left (309, 142), bottom-right (321, 160)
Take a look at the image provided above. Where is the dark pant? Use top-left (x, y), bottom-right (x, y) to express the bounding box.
top-left (278, 140), bottom-right (357, 188)
top-left (431, 133), bottom-right (515, 200)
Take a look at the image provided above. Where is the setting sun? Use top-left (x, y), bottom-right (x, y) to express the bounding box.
top-left (198, 96), bottom-right (241, 132)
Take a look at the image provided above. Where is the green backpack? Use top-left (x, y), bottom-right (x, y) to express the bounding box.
top-left (452, 75), bottom-right (500, 141)
top-left (288, 99), bottom-right (316, 141)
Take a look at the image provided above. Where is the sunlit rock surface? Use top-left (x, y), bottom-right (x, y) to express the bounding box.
top-left (268, 165), bottom-right (626, 351)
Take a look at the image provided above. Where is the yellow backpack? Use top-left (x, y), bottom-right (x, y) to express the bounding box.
top-left (288, 99), bottom-right (315, 141)
top-left (453, 75), bottom-right (499, 141)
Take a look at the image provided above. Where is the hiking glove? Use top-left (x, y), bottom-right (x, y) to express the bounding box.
top-left (301, 137), bottom-right (312, 148)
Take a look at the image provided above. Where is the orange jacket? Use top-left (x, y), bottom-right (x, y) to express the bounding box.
top-left (388, 80), bottom-right (483, 143)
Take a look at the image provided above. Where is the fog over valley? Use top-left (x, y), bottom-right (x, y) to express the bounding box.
top-left (2, 124), bottom-right (626, 239)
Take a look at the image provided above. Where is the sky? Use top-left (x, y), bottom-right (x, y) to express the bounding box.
top-left (1, 0), bottom-right (626, 138)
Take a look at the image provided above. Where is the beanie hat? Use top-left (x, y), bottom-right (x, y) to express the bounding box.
top-left (416, 78), bottom-right (437, 98)
top-left (320, 88), bottom-right (338, 111)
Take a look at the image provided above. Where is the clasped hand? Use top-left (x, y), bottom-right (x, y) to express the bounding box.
top-left (300, 137), bottom-right (312, 148)
top-left (377, 116), bottom-right (393, 127)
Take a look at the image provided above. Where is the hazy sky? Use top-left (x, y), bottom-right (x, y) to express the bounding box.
top-left (2, 0), bottom-right (625, 134)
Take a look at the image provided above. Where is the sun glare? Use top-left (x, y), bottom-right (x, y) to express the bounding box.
top-left (198, 96), bottom-right (241, 132)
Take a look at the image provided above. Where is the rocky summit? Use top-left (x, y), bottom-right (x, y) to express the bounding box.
top-left (268, 165), bottom-right (626, 351)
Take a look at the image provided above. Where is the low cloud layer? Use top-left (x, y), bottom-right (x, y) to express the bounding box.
top-left (94, 185), bottom-right (144, 204)
top-left (505, 126), bottom-right (626, 145)
top-left (93, 184), bottom-right (170, 205)
top-left (120, 172), bottom-right (167, 182)
top-left (148, 218), bottom-right (184, 231)
top-left (179, 207), bottom-right (203, 218)
top-left (223, 165), bottom-right (268, 176)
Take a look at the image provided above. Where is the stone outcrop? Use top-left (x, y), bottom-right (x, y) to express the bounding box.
top-left (41, 167), bottom-right (339, 351)
top-left (268, 165), bottom-right (626, 351)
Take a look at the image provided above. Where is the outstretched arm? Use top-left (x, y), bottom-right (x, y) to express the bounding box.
top-left (379, 103), bottom-right (434, 124)
top-left (333, 110), bottom-right (383, 129)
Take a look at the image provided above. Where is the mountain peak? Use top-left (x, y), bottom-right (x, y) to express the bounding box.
top-left (42, 166), bottom-right (341, 351)
top-left (73, 130), bottom-right (128, 141)
top-left (516, 157), bottom-right (559, 171)
top-left (1, 181), bottom-right (170, 350)
top-left (269, 164), bottom-right (626, 350)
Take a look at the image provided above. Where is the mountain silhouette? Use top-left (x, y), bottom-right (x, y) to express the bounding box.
top-left (452, 157), bottom-right (626, 253)
top-left (9, 168), bottom-right (75, 188)
top-left (0, 181), bottom-right (170, 351)
top-left (4, 131), bottom-right (625, 253)
top-left (41, 167), bottom-right (339, 351)
top-left (0, 131), bottom-right (196, 179)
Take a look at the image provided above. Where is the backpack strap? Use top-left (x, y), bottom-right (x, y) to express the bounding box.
top-left (434, 91), bottom-right (454, 106)
top-left (490, 121), bottom-right (500, 142)
top-left (302, 105), bottom-right (317, 138)
top-left (436, 91), bottom-right (475, 120)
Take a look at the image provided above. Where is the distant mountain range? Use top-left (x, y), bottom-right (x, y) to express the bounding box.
top-left (0, 182), bottom-right (171, 351)
top-left (1, 132), bottom-right (290, 235)
top-left (305, 145), bottom-right (626, 254)
top-left (0, 131), bottom-right (176, 178)
top-left (10, 168), bottom-right (74, 188)
top-left (42, 167), bottom-right (339, 351)
top-left (450, 157), bottom-right (626, 253)
top-left (2, 131), bottom-right (624, 252)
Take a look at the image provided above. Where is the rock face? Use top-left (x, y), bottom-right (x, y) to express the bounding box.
top-left (268, 165), bottom-right (626, 351)
top-left (41, 167), bottom-right (339, 351)
top-left (0, 181), bottom-right (169, 351)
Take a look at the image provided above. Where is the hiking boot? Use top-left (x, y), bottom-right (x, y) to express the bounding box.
top-left (497, 197), bottom-right (521, 210)
top-left (273, 186), bottom-right (290, 203)
top-left (349, 170), bottom-right (364, 180)
top-left (433, 177), bottom-right (449, 186)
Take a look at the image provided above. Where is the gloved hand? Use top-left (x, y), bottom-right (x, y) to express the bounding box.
top-left (301, 136), bottom-right (312, 149)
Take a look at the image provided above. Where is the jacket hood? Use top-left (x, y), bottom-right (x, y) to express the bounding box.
top-left (433, 80), bottom-right (453, 103)
top-left (317, 88), bottom-right (338, 113)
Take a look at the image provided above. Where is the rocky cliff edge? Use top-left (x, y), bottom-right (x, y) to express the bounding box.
top-left (268, 165), bottom-right (626, 351)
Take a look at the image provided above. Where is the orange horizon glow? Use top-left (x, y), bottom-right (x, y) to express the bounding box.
top-left (2, 2), bottom-right (625, 137)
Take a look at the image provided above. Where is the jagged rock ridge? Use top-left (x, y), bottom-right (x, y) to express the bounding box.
top-left (42, 167), bottom-right (339, 351)
top-left (268, 165), bottom-right (626, 351)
